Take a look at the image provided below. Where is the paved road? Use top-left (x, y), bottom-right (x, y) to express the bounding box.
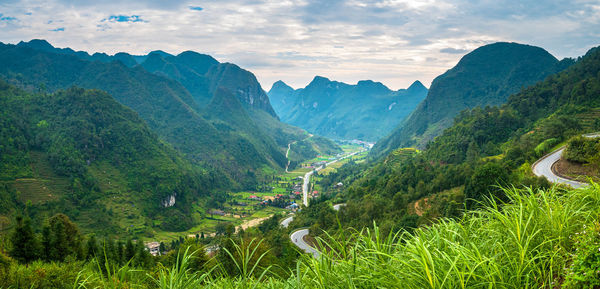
top-left (302, 149), bottom-right (366, 207)
top-left (332, 203), bottom-right (346, 211)
top-left (532, 133), bottom-right (599, 188)
top-left (532, 148), bottom-right (587, 188)
top-left (290, 229), bottom-right (320, 258)
top-left (285, 143), bottom-right (292, 173)
top-left (280, 215), bottom-right (294, 228)
top-left (286, 203), bottom-right (345, 257)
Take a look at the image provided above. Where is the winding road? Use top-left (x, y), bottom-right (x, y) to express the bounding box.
top-left (532, 133), bottom-right (599, 188)
top-left (302, 149), bottom-right (366, 206)
top-left (281, 147), bottom-right (364, 257)
top-left (290, 229), bottom-right (320, 258)
top-left (286, 203), bottom-right (345, 258)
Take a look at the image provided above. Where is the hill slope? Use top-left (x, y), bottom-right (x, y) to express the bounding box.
top-left (0, 81), bottom-right (212, 235)
top-left (314, 44), bottom-right (599, 232)
top-left (0, 41), bottom-right (338, 187)
top-left (268, 77), bottom-right (427, 141)
top-left (372, 42), bottom-right (571, 157)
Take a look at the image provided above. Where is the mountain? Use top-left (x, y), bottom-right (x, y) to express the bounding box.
top-left (17, 39), bottom-right (138, 67)
top-left (136, 46), bottom-right (335, 162)
top-left (0, 41), bottom-right (338, 188)
top-left (267, 77), bottom-right (428, 141)
top-left (372, 42), bottom-right (572, 157)
top-left (313, 44), bottom-right (599, 234)
top-left (139, 51), bottom-right (217, 107)
top-left (0, 81), bottom-right (212, 234)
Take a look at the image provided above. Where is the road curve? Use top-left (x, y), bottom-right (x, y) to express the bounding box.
top-left (290, 229), bottom-right (320, 258)
top-left (532, 133), bottom-right (599, 188)
top-left (280, 215), bottom-right (294, 228)
top-left (286, 203), bottom-right (345, 257)
top-left (532, 148), bottom-right (587, 188)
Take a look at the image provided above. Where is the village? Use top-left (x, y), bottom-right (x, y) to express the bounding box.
top-left (143, 143), bottom-right (368, 256)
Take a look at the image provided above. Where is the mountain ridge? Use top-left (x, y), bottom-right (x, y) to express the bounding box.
top-left (372, 42), bottom-right (572, 157)
top-left (268, 77), bottom-right (427, 141)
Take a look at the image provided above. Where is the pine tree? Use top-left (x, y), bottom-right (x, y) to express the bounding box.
top-left (86, 235), bottom-right (98, 260)
top-left (9, 216), bottom-right (40, 263)
top-left (125, 239), bottom-right (135, 261)
top-left (49, 219), bottom-right (68, 262)
top-left (41, 224), bottom-right (51, 261)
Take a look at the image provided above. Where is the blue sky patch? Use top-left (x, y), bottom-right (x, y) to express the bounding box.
top-left (189, 6), bottom-right (203, 11)
top-left (105, 15), bottom-right (145, 23)
top-left (0, 16), bottom-right (17, 21)
top-left (49, 27), bottom-right (65, 32)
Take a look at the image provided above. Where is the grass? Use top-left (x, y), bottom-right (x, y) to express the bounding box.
top-left (179, 184), bottom-right (600, 288)
top-left (5, 184), bottom-right (600, 288)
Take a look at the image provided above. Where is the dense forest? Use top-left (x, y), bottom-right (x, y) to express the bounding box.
top-left (373, 42), bottom-right (574, 157)
top-left (0, 80), bottom-right (216, 234)
top-left (303, 45), bottom-right (600, 235)
top-left (0, 40), bottom-right (340, 190)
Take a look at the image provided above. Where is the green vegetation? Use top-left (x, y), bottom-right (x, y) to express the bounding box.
top-left (3, 185), bottom-right (600, 288)
top-left (0, 81), bottom-right (213, 235)
top-left (373, 42), bottom-right (574, 157)
top-left (0, 40), bottom-right (340, 191)
top-left (268, 77), bottom-right (427, 141)
top-left (565, 135), bottom-right (600, 166)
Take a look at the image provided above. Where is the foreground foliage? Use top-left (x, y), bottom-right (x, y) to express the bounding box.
top-left (2, 185), bottom-right (600, 288)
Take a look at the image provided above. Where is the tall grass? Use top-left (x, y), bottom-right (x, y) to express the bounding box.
top-left (149, 247), bottom-right (211, 289)
top-left (289, 185), bottom-right (600, 289)
top-left (65, 184), bottom-right (600, 288)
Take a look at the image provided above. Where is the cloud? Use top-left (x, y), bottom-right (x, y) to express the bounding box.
top-left (440, 47), bottom-right (469, 54)
top-left (0, 0), bottom-right (598, 90)
top-left (104, 15), bottom-right (146, 23)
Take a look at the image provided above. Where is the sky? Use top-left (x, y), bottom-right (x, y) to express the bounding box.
top-left (0, 0), bottom-right (599, 90)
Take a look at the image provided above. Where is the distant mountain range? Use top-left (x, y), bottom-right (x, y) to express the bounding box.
top-left (0, 40), bottom-right (339, 189)
top-left (372, 42), bottom-right (574, 157)
top-left (268, 76), bottom-right (427, 141)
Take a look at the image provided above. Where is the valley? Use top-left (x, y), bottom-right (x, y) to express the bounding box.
top-left (0, 12), bottom-right (598, 286)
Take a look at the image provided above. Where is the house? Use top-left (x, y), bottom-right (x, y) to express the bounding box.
top-left (286, 203), bottom-right (299, 210)
top-left (334, 182), bottom-right (344, 188)
top-left (145, 242), bottom-right (161, 256)
top-left (248, 195), bottom-right (260, 200)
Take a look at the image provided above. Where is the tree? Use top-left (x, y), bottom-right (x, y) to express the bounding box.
top-left (86, 235), bottom-right (99, 260)
top-left (46, 214), bottom-right (83, 261)
top-left (465, 162), bottom-right (510, 207)
top-left (125, 239), bottom-right (136, 261)
top-left (9, 215), bottom-right (40, 263)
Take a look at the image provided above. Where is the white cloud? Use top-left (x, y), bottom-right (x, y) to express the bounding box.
top-left (0, 0), bottom-right (598, 90)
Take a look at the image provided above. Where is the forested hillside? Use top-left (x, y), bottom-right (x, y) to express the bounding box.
top-left (268, 77), bottom-right (427, 141)
top-left (138, 47), bottom-right (330, 162)
top-left (372, 42), bottom-right (573, 157)
top-left (307, 44), bottom-right (600, 234)
top-left (0, 41), bottom-right (340, 188)
top-left (0, 81), bottom-right (213, 235)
